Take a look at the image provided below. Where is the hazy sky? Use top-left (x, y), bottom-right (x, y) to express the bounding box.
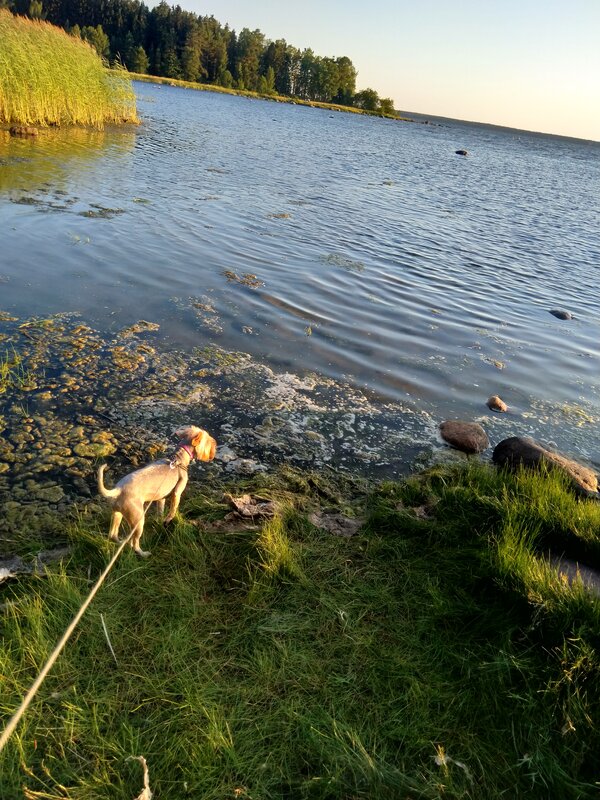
top-left (181, 0), bottom-right (599, 141)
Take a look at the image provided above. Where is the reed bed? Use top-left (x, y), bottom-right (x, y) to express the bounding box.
top-left (0, 10), bottom-right (138, 127)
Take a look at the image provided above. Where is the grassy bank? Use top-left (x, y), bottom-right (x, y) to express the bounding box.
top-left (129, 72), bottom-right (410, 122)
top-left (0, 10), bottom-right (137, 128)
top-left (1, 463), bottom-right (600, 797)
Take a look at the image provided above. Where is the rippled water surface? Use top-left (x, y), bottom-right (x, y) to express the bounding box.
top-left (1, 83), bottom-right (600, 468)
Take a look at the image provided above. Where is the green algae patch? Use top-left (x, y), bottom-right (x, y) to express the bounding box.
top-left (0, 314), bottom-right (436, 536)
top-left (0, 10), bottom-right (138, 128)
top-left (73, 440), bottom-right (116, 459)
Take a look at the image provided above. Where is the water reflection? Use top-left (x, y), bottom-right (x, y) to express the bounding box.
top-left (0, 125), bottom-right (136, 193)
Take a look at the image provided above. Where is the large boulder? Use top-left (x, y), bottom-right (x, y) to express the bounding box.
top-left (439, 421), bottom-right (489, 454)
top-left (492, 436), bottom-right (598, 495)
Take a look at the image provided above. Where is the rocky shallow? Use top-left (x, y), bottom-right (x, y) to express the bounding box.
top-left (2, 309), bottom-right (599, 550)
top-left (0, 312), bottom-right (438, 534)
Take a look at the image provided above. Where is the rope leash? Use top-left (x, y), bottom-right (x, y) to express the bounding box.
top-left (0, 529), bottom-right (135, 754)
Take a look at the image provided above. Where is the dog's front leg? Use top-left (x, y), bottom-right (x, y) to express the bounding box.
top-left (164, 476), bottom-right (188, 524)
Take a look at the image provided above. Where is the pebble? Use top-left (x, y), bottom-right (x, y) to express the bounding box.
top-left (487, 395), bottom-right (508, 413)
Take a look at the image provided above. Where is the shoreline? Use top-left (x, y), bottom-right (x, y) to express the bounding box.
top-left (128, 71), bottom-right (414, 122)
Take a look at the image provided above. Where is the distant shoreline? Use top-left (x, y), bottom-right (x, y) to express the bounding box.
top-left (128, 71), bottom-right (413, 123)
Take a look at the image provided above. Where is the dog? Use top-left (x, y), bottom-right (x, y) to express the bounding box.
top-left (97, 425), bottom-right (217, 557)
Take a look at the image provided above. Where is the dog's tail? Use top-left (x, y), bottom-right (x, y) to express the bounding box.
top-left (97, 464), bottom-right (120, 499)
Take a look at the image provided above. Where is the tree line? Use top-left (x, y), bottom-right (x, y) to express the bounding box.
top-left (2, 0), bottom-right (397, 114)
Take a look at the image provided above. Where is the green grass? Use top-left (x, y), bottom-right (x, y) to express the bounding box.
top-left (1, 464), bottom-right (600, 798)
top-left (0, 10), bottom-right (138, 127)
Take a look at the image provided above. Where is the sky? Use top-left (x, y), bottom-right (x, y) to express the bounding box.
top-left (179, 0), bottom-right (600, 141)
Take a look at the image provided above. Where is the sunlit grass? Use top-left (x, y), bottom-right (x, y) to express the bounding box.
top-left (0, 10), bottom-right (138, 127)
top-left (1, 464), bottom-right (600, 797)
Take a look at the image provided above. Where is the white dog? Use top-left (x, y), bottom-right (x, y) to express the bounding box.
top-left (97, 425), bottom-right (216, 556)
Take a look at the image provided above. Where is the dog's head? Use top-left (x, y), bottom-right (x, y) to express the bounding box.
top-left (175, 425), bottom-right (217, 462)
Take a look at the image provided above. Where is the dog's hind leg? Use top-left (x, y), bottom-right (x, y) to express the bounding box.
top-left (108, 511), bottom-right (123, 542)
top-left (156, 498), bottom-right (165, 518)
top-left (128, 505), bottom-right (151, 558)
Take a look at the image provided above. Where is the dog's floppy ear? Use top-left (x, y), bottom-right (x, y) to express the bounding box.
top-left (192, 430), bottom-right (217, 461)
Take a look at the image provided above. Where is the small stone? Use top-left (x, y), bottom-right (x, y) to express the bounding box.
top-left (549, 309), bottom-right (572, 320)
top-left (455, 149), bottom-right (468, 156)
top-left (225, 458), bottom-right (266, 475)
top-left (487, 395), bottom-right (508, 413)
top-left (309, 512), bottom-right (364, 538)
top-left (215, 445), bottom-right (237, 463)
top-left (439, 420), bottom-right (489, 454)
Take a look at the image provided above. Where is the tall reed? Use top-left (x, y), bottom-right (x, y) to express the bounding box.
top-left (0, 10), bottom-right (138, 127)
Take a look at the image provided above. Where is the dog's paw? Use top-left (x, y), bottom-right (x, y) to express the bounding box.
top-left (134, 548), bottom-right (151, 558)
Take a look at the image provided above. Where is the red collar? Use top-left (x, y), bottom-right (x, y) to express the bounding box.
top-left (178, 443), bottom-right (195, 460)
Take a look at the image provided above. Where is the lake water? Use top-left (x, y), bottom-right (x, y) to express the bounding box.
top-left (1, 82), bottom-right (600, 480)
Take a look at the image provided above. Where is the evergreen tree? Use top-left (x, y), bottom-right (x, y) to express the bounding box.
top-left (181, 26), bottom-right (201, 81)
top-left (129, 44), bottom-right (149, 73)
top-left (264, 65), bottom-right (275, 94)
top-left (81, 24), bottom-right (110, 59)
top-left (162, 46), bottom-right (181, 78)
top-left (217, 68), bottom-right (233, 88)
top-left (234, 28), bottom-right (264, 92)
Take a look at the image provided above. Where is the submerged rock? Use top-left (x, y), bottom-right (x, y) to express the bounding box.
top-left (549, 309), bottom-right (573, 320)
top-left (455, 149), bottom-right (468, 156)
top-left (439, 421), bottom-right (489, 454)
top-left (34, 485), bottom-right (65, 503)
top-left (9, 126), bottom-right (38, 137)
top-left (492, 436), bottom-right (598, 494)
